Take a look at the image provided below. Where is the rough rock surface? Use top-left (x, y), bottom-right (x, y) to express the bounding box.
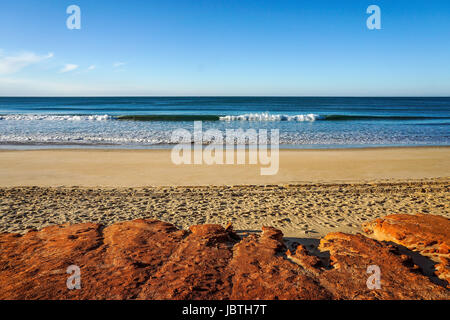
top-left (363, 213), bottom-right (450, 287)
top-left (288, 232), bottom-right (449, 299)
top-left (138, 224), bottom-right (235, 299)
top-left (227, 226), bottom-right (330, 300)
top-left (0, 216), bottom-right (448, 300)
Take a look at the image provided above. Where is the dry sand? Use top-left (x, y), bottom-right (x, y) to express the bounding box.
top-left (0, 147), bottom-right (449, 239)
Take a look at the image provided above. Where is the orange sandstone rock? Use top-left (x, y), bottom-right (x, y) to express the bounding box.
top-left (363, 214), bottom-right (450, 286)
top-left (289, 232), bottom-right (449, 299)
top-left (0, 220), bottom-right (186, 299)
top-left (0, 217), bottom-right (448, 300)
top-left (227, 226), bottom-right (331, 300)
top-left (137, 224), bottom-right (236, 299)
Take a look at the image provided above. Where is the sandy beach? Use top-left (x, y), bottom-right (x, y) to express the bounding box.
top-left (0, 147), bottom-right (449, 186)
top-left (0, 147), bottom-right (449, 238)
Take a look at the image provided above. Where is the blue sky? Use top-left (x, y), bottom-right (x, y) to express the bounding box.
top-left (0, 0), bottom-right (449, 96)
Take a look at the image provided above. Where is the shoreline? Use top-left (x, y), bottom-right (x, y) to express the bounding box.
top-left (1, 144), bottom-right (449, 151)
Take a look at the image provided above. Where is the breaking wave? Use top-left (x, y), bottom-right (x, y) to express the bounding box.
top-left (219, 113), bottom-right (321, 121)
top-left (1, 113), bottom-right (447, 122)
top-left (0, 114), bottom-right (112, 121)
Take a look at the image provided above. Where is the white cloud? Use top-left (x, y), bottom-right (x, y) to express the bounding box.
top-left (60, 64), bottom-right (79, 73)
top-left (87, 65), bottom-right (96, 70)
top-left (113, 62), bottom-right (126, 68)
top-left (0, 51), bottom-right (53, 75)
top-left (0, 77), bottom-right (154, 96)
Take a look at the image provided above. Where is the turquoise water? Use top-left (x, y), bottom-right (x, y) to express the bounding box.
top-left (0, 97), bottom-right (449, 149)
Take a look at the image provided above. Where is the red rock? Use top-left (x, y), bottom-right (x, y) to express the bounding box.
top-left (363, 214), bottom-right (450, 286)
top-left (0, 216), bottom-right (448, 300)
top-left (137, 224), bottom-right (236, 299)
top-left (0, 220), bottom-right (186, 299)
top-left (227, 226), bottom-right (331, 300)
top-left (0, 223), bottom-right (104, 299)
top-left (289, 232), bottom-right (449, 300)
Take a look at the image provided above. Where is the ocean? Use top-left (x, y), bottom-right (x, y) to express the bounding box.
top-left (0, 97), bottom-right (449, 149)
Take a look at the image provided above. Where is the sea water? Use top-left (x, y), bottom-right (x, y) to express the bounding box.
top-left (0, 97), bottom-right (449, 149)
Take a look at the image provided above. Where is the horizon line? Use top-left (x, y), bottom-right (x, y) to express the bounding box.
top-left (1, 95), bottom-right (450, 98)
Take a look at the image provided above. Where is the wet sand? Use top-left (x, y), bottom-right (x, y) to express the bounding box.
top-left (0, 147), bottom-right (449, 186)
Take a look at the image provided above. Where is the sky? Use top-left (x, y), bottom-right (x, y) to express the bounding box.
top-left (0, 0), bottom-right (449, 96)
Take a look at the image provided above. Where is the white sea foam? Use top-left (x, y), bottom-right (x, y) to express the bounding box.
top-left (219, 113), bottom-right (321, 121)
top-left (0, 114), bottom-right (112, 121)
top-left (0, 113), bottom-right (323, 122)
